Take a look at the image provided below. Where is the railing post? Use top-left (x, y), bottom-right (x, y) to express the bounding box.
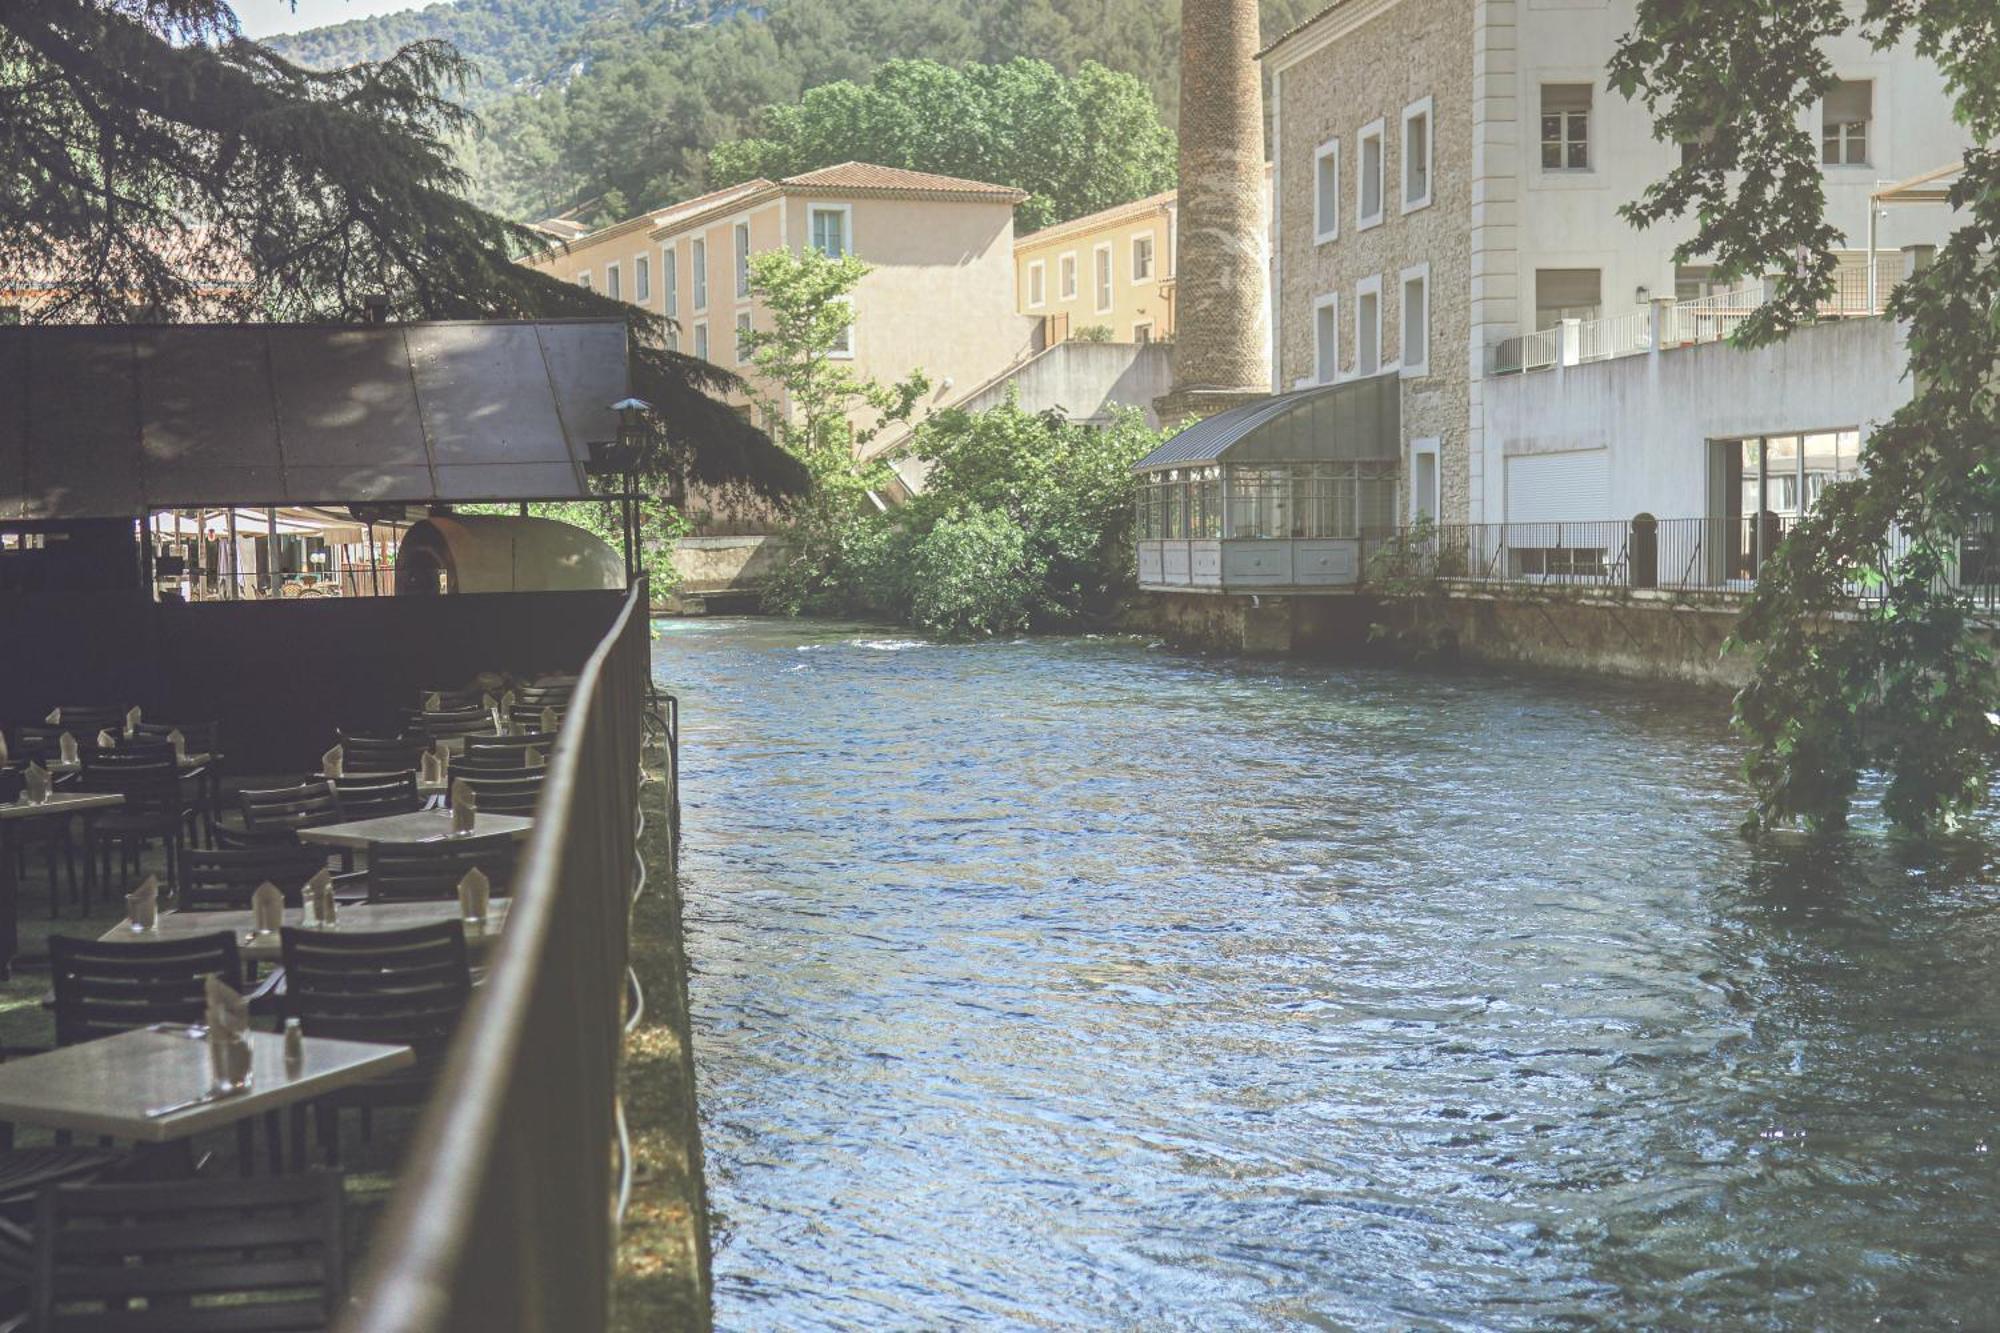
top-left (1648, 297), bottom-right (1674, 354)
top-left (1559, 317), bottom-right (1581, 369)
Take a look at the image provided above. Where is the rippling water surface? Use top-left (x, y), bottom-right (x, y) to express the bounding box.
top-left (657, 618), bottom-right (2000, 1330)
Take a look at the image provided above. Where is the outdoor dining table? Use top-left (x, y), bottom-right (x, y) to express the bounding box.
top-left (0, 792), bottom-right (124, 978)
top-left (0, 1026), bottom-right (412, 1145)
top-left (98, 898), bottom-right (513, 962)
top-left (296, 808), bottom-right (534, 851)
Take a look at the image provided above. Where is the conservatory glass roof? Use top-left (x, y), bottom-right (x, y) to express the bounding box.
top-left (1135, 375), bottom-right (1400, 473)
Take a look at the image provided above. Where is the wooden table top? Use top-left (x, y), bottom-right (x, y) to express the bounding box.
top-left (0, 792), bottom-right (124, 822)
top-left (0, 1028), bottom-right (414, 1142)
top-left (101, 898), bottom-right (511, 961)
top-left (297, 808), bottom-right (533, 850)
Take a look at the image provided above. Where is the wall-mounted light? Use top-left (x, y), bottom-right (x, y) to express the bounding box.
top-left (1635, 285), bottom-right (1651, 304)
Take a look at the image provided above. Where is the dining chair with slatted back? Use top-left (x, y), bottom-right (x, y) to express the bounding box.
top-left (237, 781), bottom-right (339, 840)
top-left (47, 932), bottom-right (244, 1047)
top-left (280, 921), bottom-right (471, 1162)
top-left (417, 708), bottom-right (490, 742)
top-left (178, 844), bottom-right (330, 912)
top-left (32, 1173), bottom-right (346, 1332)
top-left (456, 772), bottom-right (544, 814)
top-left (363, 835), bottom-right (518, 902)
top-left (334, 732), bottom-right (426, 774)
top-left (329, 771), bottom-right (421, 821)
top-left (75, 754), bottom-right (185, 905)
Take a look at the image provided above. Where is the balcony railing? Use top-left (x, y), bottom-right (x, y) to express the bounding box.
top-left (1365, 517), bottom-right (2000, 613)
top-left (1490, 260), bottom-right (1888, 378)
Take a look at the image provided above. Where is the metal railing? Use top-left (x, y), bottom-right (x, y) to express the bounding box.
top-left (1490, 260), bottom-right (1888, 377)
top-left (342, 580), bottom-right (654, 1331)
top-left (1367, 517), bottom-right (2000, 612)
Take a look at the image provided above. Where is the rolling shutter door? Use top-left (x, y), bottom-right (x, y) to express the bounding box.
top-left (1505, 450), bottom-right (1609, 523)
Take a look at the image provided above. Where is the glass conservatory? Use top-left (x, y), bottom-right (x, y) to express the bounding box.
top-left (1134, 376), bottom-right (1400, 592)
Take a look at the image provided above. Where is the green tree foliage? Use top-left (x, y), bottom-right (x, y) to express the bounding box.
top-left (1611, 3), bottom-right (1995, 833)
top-left (708, 59), bottom-right (1176, 232)
top-left (426, 0), bottom-right (1323, 223)
top-left (0, 0), bottom-right (805, 501)
top-left (740, 248), bottom-right (927, 615)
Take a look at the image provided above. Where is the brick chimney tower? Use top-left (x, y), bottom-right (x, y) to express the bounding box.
top-left (1156, 0), bottom-right (1272, 424)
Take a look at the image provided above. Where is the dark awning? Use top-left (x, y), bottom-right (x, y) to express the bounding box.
top-left (0, 319), bottom-right (631, 518)
top-left (1134, 374), bottom-right (1400, 472)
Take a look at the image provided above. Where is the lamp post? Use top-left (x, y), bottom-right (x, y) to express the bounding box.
top-left (588, 398), bottom-right (653, 586)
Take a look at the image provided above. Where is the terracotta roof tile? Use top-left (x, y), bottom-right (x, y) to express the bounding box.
top-left (780, 162), bottom-right (1027, 201)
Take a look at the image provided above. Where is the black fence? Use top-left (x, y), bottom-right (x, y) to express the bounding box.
top-left (340, 580), bottom-right (655, 1330)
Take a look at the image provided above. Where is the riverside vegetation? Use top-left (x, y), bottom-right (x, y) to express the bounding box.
top-left (741, 249), bottom-right (1167, 639)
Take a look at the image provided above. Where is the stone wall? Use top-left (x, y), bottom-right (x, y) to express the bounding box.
top-left (1272, 0), bottom-right (1474, 524)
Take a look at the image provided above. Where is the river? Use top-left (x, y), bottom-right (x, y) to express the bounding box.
top-left (657, 617), bottom-right (2000, 1330)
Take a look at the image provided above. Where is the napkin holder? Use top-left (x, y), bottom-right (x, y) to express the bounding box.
top-left (250, 882), bottom-right (285, 934)
top-left (450, 779), bottom-right (476, 835)
top-left (125, 875), bottom-right (159, 933)
top-left (457, 866), bottom-right (492, 924)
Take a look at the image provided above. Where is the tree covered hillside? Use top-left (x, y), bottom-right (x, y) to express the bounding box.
top-left (279, 0), bottom-right (1320, 223)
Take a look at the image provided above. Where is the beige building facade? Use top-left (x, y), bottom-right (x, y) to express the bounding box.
top-left (522, 163), bottom-right (1035, 445)
top-left (1265, 0), bottom-right (1470, 526)
top-left (1013, 192), bottom-right (1178, 347)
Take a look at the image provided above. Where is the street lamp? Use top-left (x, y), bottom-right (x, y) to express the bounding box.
top-left (587, 398), bottom-right (654, 584)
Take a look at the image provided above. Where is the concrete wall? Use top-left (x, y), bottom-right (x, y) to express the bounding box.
top-left (1015, 195), bottom-right (1178, 342)
top-left (1269, 0), bottom-right (1474, 524)
top-left (670, 533), bottom-right (789, 595)
top-left (1480, 316), bottom-right (1910, 523)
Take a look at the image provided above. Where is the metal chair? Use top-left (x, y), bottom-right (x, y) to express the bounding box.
top-left (178, 844), bottom-right (333, 913)
top-left (333, 731), bottom-right (427, 774)
top-left (363, 835), bottom-right (517, 903)
top-left (329, 771), bottom-right (421, 821)
top-left (446, 751), bottom-right (538, 777)
top-left (31, 1173), bottom-right (346, 1331)
top-left (455, 772), bottom-right (544, 814)
top-left (75, 754), bottom-right (185, 906)
top-left (416, 707), bottom-right (490, 742)
top-left (45, 706), bottom-right (128, 738)
top-left (236, 781), bottom-right (340, 842)
top-left (280, 921), bottom-right (471, 1163)
top-left (130, 719), bottom-right (222, 844)
top-left (47, 932), bottom-right (244, 1047)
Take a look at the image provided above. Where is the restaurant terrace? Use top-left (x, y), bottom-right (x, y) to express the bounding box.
top-left (0, 318), bottom-right (670, 1328)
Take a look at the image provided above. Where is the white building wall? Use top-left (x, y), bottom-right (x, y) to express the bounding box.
top-left (1482, 317), bottom-right (1910, 524)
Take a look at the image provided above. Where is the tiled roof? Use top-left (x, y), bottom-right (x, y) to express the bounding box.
top-left (1256, 0), bottom-right (1358, 60)
top-left (780, 162), bottom-right (1027, 201)
top-left (650, 178), bottom-right (776, 228)
top-left (1015, 190), bottom-right (1176, 249)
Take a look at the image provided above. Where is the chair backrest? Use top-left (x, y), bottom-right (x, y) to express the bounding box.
top-left (330, 770), bottom-right (421, 820)
top-left (457, 772), bottom-right (544, 814)
top-left (335, 732), bottom-right (426, 773)
top-left (34, 1173), bottom-right (345, 1331)
top-left (364, 835), bottom-right (518, 902)
top-left (76, 753), bottom-right (181, 816)
top-left (464, 734), bottom-right (553, 761)
top-left (418, 708), bottom-right (490, 740)
top-left (417, 687), bottom-right (482, 712)
top-left (130, 719), bottom-right (219, 755)
top-left (446, 751), bottom-right (538, 777)
top-left (10, 724), bottom-right (68, 760)
top-left (50, 706), bottom-right (128, 736)
top-left (48, 932), bottom-right (244, 1046)
top-left (280, 922), bottom-right (471, 1062)
top-left (178, 844), bottom-right (332, 912)
top-left (239, 780), bottom-right (339, 834)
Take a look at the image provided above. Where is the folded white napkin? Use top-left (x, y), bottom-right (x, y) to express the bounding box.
top-left (94, 728), bottom-right (116, 750)
top-left (124, 706), bottom-right (141, 736)
top-left (451, 778), bottom-right (476, 834)
top-left (305, 867), bottom-right (336, 927)
top-left (22, 762), bottom-right (50, 804)
top-left (126, 875), bottom-right (159, 931)
top-left (457, 866), bottom-right (491, 922)
top-left (525, 745), bottom-right (545, 770)
top-left (58, 732), bottom-right (78, 765)
top-left (424, 691), bottom-right (443, 712)
top-left (320, 744), bottom-right (343, 779)
top-left (167, 728), bottom-right (187, 761)
top-left (0, 730), bottom-right (9, 765)
top-left (42, 707), bottom-right (59, 725)
top-left (540, 706), bottom-right (559, 735)
top-left (251, 881), bottom-right (285, 932)
top-left (483, 692), bottom-right (503, 734)
top-left (420, 748), bottom-right (442, 785)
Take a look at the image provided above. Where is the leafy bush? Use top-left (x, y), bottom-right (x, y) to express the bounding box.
top-left (906, 509), bottom-right (1043, 637)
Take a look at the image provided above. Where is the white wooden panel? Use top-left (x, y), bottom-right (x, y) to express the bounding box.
top-left (1190, 541), bottom-right (1223, 584)
top-left (1506, 449), bottom-right (1609, 523)
top-left (1221, 541), bottom-right (1293, 585)
top-left (1137, 542), bottom-right (1164, 585)
top-left (1292, 540), bottom-right (1359, 585)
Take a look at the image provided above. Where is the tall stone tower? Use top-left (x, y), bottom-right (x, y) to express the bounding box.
top-left (1156, 0), bottom-right (1272, 424)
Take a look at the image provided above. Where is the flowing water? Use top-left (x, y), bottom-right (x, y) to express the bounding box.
top-left (657, 618), bottom-right (2000, 1330)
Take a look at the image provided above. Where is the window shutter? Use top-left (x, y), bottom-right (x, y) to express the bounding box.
top-left (1824, 79), bottom-right (1871, 125)
top-left (1541, 84), bottom-right (1592, 113)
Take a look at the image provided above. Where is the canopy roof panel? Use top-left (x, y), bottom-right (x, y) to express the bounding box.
top-left (1134, 375), bottom-right (1401, 473)
top-left (0, 319), bottom-right (631, 519)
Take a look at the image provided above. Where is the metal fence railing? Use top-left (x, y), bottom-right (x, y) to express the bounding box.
top-left (340, 579), bottom-right (656, 1331)
top-left (1365, 517), bottom-right (2000, 613)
